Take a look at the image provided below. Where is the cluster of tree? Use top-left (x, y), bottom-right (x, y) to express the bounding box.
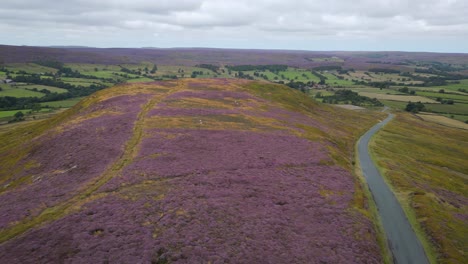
top-left (191, 71), bottom-right (204, 78)
top-left (195, 64), bottom-right (219, 73)
top-left (312, 65), bottom-right (342, 71)
top-left (368, 68), bottom-right (401, 74)
top-left (320, 90), bottom-right (383, 106)
top-left (150, 64), bottom-right (158, 74)
top-left (120, 66), bottom-right (140, 75)
top-left (31, 59), bottom-right (103, 80)
top-left (13, 75), bottom-right (106, 95)
top-left (435, 98), bottom-right (455, 104)
top-left (311, 71), bottom-right (327, 85)
top-left (286, 81), bottom-right (315, 93)
top-left (226, 64), bottom-right (288, 73)
top-left (405, 101), bottom-right (425, 113)
top-left (33, 59), bottom-right (64, 69)
top-left (235, 71), bottom-right (254, 80)
top-left (8, 111), bottom-right (25, 123)
top-left (161, 75), bottom-right (178, 79)
top-left (398, 87), bottom-right (416, 95)
top-left (0, 91), bottom-right (71, 110)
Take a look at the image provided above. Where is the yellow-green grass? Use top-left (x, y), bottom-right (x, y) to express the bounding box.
top-left (358, 92), bottom-right (438, 103)
top-left (442, 114), bottom-right (468, 123)
top-left (0, 84), bottom-right (45, 97)
top-left (370, 113), bottom-right (468, 264)
top-left (4, 63), bottom-right (58, 74)
top-left (417, 112), bottom-right (468, 130)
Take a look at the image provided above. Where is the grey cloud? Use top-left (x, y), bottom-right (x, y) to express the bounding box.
top-left (0, 0), bottom-right (467, 51)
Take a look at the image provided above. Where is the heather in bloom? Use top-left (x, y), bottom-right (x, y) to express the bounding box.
top-left (0, 79), bottom-right (384, 263)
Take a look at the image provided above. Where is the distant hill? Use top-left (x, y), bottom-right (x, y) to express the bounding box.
top-left (0, 79), bottom-right (386, 262)
top-left (1, 45), bottom-right (468, 70)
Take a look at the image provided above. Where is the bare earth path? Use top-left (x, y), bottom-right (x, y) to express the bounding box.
top-left (358, 113), bottom-right (429, 264)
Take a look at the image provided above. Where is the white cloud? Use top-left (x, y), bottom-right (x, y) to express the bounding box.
top-left (0, 0), bottom-right (467, 52)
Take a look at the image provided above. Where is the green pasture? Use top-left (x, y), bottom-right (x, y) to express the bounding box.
top-left (0, 85), bottom-right (45, 98)
top-left (379, 100), bottom-right (408, 110)
top-left (4, 63), bottom-right (58, 74)
top-left (351, 87), bottom-right (402, 95)
top-left (321, 72), bottom-right (355, 86)
top-left (415, 91), bottom-right (468, 103)
top-left (126, 77), bottom-right (155, 83)
top-left (40, 98), bottom-right (83, 108)
top-left (20, 84), bottom-right (67, 94)
top-left (64, 63), bottom-right (121, 72)
top-left (0, 108), bottom-right (52, 118)
top-left (424, 103), bottom-right (468, 115)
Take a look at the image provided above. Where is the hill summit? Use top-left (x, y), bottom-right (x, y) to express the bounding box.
top-left (0, 79), bottom-right (384, 263)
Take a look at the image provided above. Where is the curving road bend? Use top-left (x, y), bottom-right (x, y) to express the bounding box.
top-left (358, 113), bottom-right (429, 264)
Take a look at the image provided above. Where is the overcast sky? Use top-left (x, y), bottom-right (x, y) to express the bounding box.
top-left (1, 0), bottom-right (467, 52)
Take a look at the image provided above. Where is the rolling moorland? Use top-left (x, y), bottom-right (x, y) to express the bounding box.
top-left (0, 79), bottom-right (387, 262)
top-left (1, 45), bottom-right (468, 127)
top-left (0, 46), bottom-right (467, 263)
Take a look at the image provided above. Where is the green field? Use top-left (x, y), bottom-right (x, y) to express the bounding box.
top-left (351, 87), bottom-right (402, 95)
top-left (40, 98), bottom-right (83, 108)
top-left (4, 63), bottom-right (58, 74)
top-left (0, 108), bottom-right (52, 118)
top-left (126, 77), bottom-right (155, 83)
top-left (441, 113), bottom-right (468, 122)
top-left (424, 103), bottom-right (468, 115)
top-left (21, 84), bottom-right (68, 94)
top-left (64, 63), bottom-right (121, 72)
top-left (0, 85), bottom-right (45, 97)
top-left (430, 79), bottom-right (468, 91)
top-left (322, 72), bottom-right (356, 86)
top-left (415, 91), bottom-right (468, 103)
top-left (379, 100), bottom-right (408, 110)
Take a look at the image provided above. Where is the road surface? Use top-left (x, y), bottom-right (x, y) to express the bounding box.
top-left (358, 113), bottom-right (429, 264)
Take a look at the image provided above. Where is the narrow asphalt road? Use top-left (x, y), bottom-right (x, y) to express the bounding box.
top-left (358, 113), bottom-right (429, 264)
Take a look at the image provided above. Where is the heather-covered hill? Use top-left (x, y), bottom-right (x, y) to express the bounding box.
top-left (1, 45), bottom-right (468, 70)
top-left (0, 79), bottom-right (386, 263)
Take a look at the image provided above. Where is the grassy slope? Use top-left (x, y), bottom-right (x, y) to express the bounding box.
top-left (370, 113), bottom-right (468, 264)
